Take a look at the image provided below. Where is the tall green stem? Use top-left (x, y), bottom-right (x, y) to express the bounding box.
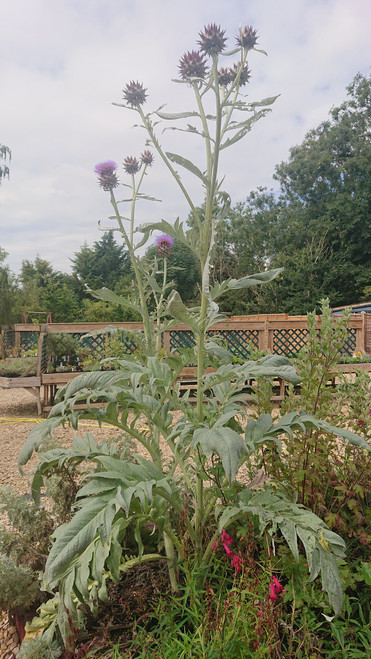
top-left (110, 190), bottom-right (154, 355)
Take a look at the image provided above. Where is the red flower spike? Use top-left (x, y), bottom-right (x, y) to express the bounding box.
top-left (221, 529), bottom-right (233, 546)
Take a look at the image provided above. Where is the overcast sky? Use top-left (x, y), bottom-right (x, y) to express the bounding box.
top-left (1, 0), bottom-right (370, 276)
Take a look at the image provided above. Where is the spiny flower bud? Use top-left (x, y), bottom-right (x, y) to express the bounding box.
top-left (236, 25), bottom-right (258, 50)
top-left (218, 67), bottom-right (234, 86)
top-left (230, 62), bottom-right (251, 86)
top-left (178, 51), bottom-right (207, 80)
top-left (198, 23), bottom-right (227, 56)
top-left (141, 150), bottom-right (154, 166)
top-left (156, 235), bottom-right (174, 257)
top-left (123, 80), bottom-right (148, 107)
top-left (94, 161), bottom-right (119, 191)
top-left (123, 156), bottom-right (140, 175)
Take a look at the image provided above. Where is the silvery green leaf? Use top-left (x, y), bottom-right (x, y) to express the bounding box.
top-left (249, 95), bottom-right (280, 108)
top-left (156, 110), bottom-right (200, 120)
top-left (87, 286), bottom-right (143, 314)
top-left (192, 426), bottom-right (247, 483)
top-left (253, 47), bottom-right (268, 55)
top-left (226, 268), bottom-right (283, 290)
top-left (166, 290), bottom-right (200, 334)
top-left (18, 417), bottom-right (63, 472)
top-left (166, 152), bottom-right (208, 185)
top-left (221, 110), bottom-right (270, 149)
top-left (318, 548), bottom-right (343, 615)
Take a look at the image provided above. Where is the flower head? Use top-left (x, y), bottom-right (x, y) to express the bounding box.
top-left (218, 67), bottom-right (234, 87)
top-left (178, 51), bottom-right (207, 80)
top-left (123, 80), bottom-right (148, 107)
top-left (268, 575), bottom-right (286, 601)
top-left (94, 161), bottom-right (119, 191)
top-left (230, 62), bottom-right (251, 87)
top-left (237, 25), bottom-right (259, 50)
top-left (221, 529), bottom-right (233, 546)
top-left (156, 235), bottom-right (174, 257)
top-left (141, 150), bottom-right (154, 166)
top-left (198, 24), bottom-right (227, 56)
top-left (123, 156), bottom-right (140, 175)
top-left (230, 553), bottom-right (244, 573)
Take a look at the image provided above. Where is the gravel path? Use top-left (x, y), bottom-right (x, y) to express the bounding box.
top-left (0, 387), bottom-right (125, 496)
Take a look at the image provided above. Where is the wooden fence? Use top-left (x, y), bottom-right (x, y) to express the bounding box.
top-left (0, 313), bottom-right (369, 415)
top-left (0, 313), bottom-right (368, 363)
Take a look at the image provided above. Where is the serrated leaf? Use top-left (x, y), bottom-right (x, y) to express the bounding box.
top-left (166, 290), bottom-right (200, 334)
top-left (44, 493), bottom-right (118, 587)
top-left (249, 95), bottom-right (280, 108)
top-left (227, 268), bottom-right (283, 290)
top-left (87, 286), bottom-right (143, 314)
top-left (192, 426), bottom-right (247, 483)
top-left (221, 110), bottom-right (270, 149)
top-left (166, 152), bottom-right (208, 185)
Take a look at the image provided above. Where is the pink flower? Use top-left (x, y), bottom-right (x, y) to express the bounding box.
top-left (221, 529), bottom-right (233, 546)
top-left (223, 544), bottom-right (233, 557)
top-left (155, 235), bottom-right (174, 257)
top-left (211, 540), bottom-right (218, 551)
top-left (272, 575), bottom-right (285, 594)
top-left (230, 553), bottom-right (244, 573)
top-left (257, 609), bottom-right (263, 617)
top-left (268, 582), bottom-right (279, 601)
top-left (268, 575), bottom-right (286, 601)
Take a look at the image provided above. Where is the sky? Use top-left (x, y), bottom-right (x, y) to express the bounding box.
top-left (0, 0), bottom-right (370, 276)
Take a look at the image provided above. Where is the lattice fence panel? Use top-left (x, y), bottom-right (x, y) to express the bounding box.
top-left (207, 329), bottom-right (260, 359)
top-left (273, 328), bottom-right (309, 356)
top-left (273, 327), bottom-right (357, 357)
top-left (170, 329), bottom-right (260, 358)
top-left (76, 332), bottom-right (138, 357)
top-left (341, 328), bottom-right (356, 355)
top-left (169, 330), bottom-right (196, 351)
top-left (20, 331), bottom-right (39, 352)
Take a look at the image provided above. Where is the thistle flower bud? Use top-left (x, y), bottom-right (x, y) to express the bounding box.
top-left (236, 25), bottom-right (258, 50)
top-left (123, 156), bottom-right (140, 175)
top-left (230, 62), bottom-right (251, 86)
top-left (198, 23), bottom-right (227, 56)
top-left (141, 150), bottom-right (154, 166)
top-left (94, 161), bottom-right (119, 191)
top-left (178, 51), bottom-right (207, 80)
top-left (218, 67), bottom-right (234, 87)
top-left (123, 80), bottom-right (148, 107)
top-left (156, 235), bottom-right (174, 257)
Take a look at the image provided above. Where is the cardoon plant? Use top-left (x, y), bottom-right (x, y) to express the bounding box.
top-left (19, 23), bottom-right (370, 648)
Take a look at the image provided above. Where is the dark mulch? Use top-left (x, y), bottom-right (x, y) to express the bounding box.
top-left (72, 560), bottom-right (171, 656)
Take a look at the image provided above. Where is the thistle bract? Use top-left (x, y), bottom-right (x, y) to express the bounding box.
top-left (178, 50), bottom-right (207, 80)
top-left (123, 80), bottom-right (148, 106)
top-left (237, 25), bottom-right (259, 50)
top-left (198, 23), bottom-right (227, 56)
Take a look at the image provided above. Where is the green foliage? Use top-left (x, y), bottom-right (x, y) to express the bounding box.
top-left (20, 635), bottom-right (62, 659)
top-left (71, 231), bottom-right (131, 301)
top-left (0, 247), bottom-right (20, 323)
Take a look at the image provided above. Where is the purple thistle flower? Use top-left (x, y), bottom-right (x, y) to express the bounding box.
top-left (94, 161), bottom-right (119, 190)
top-left (156, 235), bottom-right (174, 257)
